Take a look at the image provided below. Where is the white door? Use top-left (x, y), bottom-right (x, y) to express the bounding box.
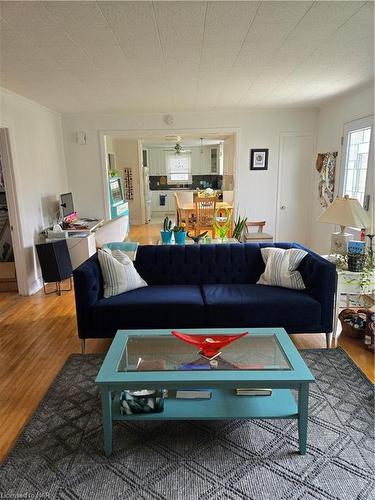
top-left (276, 133), bottom-right (315, 245)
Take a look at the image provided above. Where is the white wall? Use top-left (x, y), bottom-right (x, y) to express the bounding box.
top-left (310, 84), bottom-right (374, 253)
top-left (0, 88), bottom-right (67, 295)
top-left (62, 108), bottom-right (318, 237)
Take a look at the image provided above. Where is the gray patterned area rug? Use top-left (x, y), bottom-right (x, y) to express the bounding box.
top-left (0, 348), bottom-right (374, 500)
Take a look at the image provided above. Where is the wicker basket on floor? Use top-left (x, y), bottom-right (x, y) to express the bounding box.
top-left (338, 308), bottom-right (368, 338)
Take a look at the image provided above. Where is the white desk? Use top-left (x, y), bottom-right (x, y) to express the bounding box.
top-left (46, 219), bottom-right (104, 269)
top-left (65, 218), bottom-right (103, 233)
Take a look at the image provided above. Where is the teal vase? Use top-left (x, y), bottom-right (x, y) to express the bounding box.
top-left (160, 230), bottom-right (172, 244)
top-left (174, 231), bottom-right (187, 245)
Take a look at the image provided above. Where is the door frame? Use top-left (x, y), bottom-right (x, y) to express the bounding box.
top-left (275, 131), bottom-right (316, 244)
top-left (98, 127), bottom-right (240, 224)
top-left (0, 127), bottom-right (28, 295)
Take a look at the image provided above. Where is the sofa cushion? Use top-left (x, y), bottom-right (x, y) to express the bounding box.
top-left (201, 284), bottom-right (321, 331)
top-left (134, 244), bottom-right (266, 285)
top-left (91, 285), bottom-right (205, 330)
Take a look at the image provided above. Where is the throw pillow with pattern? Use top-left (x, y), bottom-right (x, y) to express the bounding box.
top-left (257, 247), bottom-right (307, 290)
top-left (98, 248), bottom-right (147, 298)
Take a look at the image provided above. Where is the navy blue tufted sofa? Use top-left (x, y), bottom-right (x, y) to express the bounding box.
top-left (73, 242), bottom-right (336, 348)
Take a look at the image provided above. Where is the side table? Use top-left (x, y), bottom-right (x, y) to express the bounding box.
top-left (321, 255), bottom-right (374, 340)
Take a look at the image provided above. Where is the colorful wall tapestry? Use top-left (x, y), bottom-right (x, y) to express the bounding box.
top-left (316, 152), bottom-right (337, 208)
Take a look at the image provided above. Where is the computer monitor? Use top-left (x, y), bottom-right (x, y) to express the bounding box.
top-left (60, 192), bottom-right (74, 218)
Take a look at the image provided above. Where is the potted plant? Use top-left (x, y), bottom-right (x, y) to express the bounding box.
top-left (173, 223), bottom-right (187, 245)
top-left (160, 217), bottom-right (172, 244)
top-left (232, 215), bottom-right (247, 241)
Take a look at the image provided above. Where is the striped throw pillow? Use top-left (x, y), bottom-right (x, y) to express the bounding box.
top-left (257, 248), bottom-right (307, 290)
top-left (98, 248), bottom-right (147, 298)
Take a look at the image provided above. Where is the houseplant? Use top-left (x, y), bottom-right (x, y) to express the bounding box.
top-left (160, 217), bottom-right (172, 244)
top-left (172, 223), bottom-right (187, 245)
top-left (232, 215), bottom-right (247, 241)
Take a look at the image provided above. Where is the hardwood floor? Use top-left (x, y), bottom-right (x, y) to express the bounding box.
top-left (0, 223), bottom-right (373, 462)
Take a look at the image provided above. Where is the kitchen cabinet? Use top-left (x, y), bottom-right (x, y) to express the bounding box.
top-left (142, 149), bottom-right (149, 167)
top-left (210, 147), bottom-right (219, 173)
top-left (149, 149), bottom-right (166, 176)
top-left (151, 191), bottom-right (176, 213)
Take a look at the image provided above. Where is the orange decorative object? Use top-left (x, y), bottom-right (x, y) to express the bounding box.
top-left (172, 331), bottom-right (248, 358)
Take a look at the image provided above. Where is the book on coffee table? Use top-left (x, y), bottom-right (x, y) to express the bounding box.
top-left (235, 388), bottom-right (272, 396)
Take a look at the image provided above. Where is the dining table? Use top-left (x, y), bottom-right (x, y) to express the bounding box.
top-left (180, 201), bottom-right (234, 235)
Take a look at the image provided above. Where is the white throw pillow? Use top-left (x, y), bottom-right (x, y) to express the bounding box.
top-left (98, 248), bottom-right (147, 298)
top-left (257, 247), bottom-right (307, 290)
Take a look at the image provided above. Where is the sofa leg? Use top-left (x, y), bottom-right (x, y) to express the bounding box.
top-left (325, 332), bottom-right (332, 349)
top-left (80, 339), bottom-right (86, 354)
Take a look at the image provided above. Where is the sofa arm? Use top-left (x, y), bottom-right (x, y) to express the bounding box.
top-left (73, 255), bottom-right (103, 339)
top-left (296, 246), bottom-right (337, 333)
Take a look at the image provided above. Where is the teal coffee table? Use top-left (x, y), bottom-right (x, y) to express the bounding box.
top-left (95, 328), bottom-right (315, 456)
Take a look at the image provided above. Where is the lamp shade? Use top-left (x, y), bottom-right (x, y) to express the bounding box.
top-left (318, 196), bottom-right (371, 229)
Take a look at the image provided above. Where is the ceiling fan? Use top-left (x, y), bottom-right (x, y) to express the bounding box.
top-left (164, 140), bottom-right (190, 155)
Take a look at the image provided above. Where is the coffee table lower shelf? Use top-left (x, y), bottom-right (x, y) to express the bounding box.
top-left (111, 388), bottom-right (298, 420)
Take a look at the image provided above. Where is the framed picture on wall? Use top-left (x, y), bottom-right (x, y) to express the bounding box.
top-left (250, 149), bottom-right (269, 170)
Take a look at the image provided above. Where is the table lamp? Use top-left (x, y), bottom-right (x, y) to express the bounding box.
top-left (318, 195), bottom-right (371, 254)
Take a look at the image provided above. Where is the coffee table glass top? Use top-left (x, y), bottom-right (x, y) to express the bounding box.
top-left (117, 333), bottom-right (292, 372)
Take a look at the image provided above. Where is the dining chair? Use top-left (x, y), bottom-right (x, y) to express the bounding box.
top-left (175, 191), bottom-right (194, 228)
top-left (244, 221), bottom-right (273, 243)
top-left (194, 196), bottom-right (217, 237)
top-left (173, 193), bottom-right (182, 225)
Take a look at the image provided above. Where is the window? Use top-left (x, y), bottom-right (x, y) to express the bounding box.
top-left (342, 126), bottom-right (372, 205)
top-left (166, 153), bottom-right (192, 184)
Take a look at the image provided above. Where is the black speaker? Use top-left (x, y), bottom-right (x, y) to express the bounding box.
top-left (36, 240), bottom-right (73, 294)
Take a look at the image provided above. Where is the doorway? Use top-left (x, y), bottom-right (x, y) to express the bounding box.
top-left (0, 128), bottom-right (25, 294)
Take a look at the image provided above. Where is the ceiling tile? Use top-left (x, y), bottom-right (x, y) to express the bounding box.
top-left (22, 29), bottom-right (76, 47)
top-left (205, 1), bottom-right (259, 25)
top-left (163, 43), bottom-right (201, 59)
top-left (244, 22), bottom-right (294, 43)
top-left (98, 1), bottom-right (155, 29)
top-left (66, 26), bottom-right (119, 46)
top-left (255, 1), bottom-right (313, 24)
top-left (302, 1), bottom-right (365, 27)
top-left (154, 1), bottom-right (206, 26)
top-left (119, 41), bottom-right (164, 62)
top-left (160, 25), bottom-right (204, 46)
top-left (113, 25), bottom-right (160, 46)
top-left (80, 44), bottom-right (125, 60)
top-left (0, 30), bottom-right (34, 48)
top-left (49, 51), bottom-right (99, 73)
top-left (201, 43), bottom-right (241, 58)
top-left (0, 18), bottom-right (12, 31)
top-left (43, 1), bottom-right (107, 28)
top-left (204, 24), bottom-right (249, 44)
top-left (1, 52), bottom-right (61, 73)
top-left (0, 4), bottom-right (57, 30)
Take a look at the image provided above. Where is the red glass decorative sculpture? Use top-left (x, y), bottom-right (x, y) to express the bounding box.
top-left (172, 331), bottom-right (248, 359)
